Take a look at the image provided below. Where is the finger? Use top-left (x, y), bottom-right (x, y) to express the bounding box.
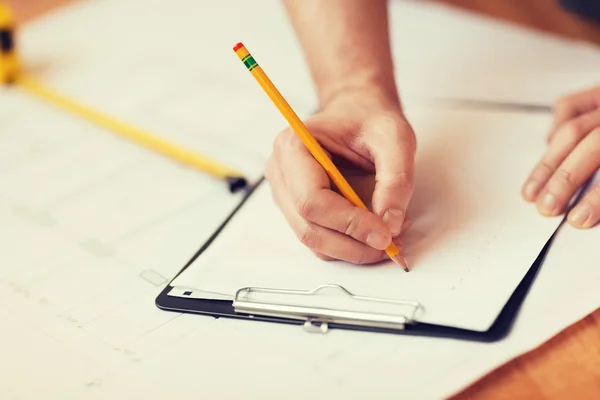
top-left (285, 205), bottom-right (387, 265)
top-left (536, 128), bottom-right (600, 216)
top-left (279, 132), bottom-right (393, 249)
top-left (363, 115), bottom-right (416, 236)
top-left (312, 251), bottom-right (335, 262)
top-left (568, 184), bottom-right (600, 228)
top-left (270, 156), bottom-right (386, 264)
top-left (549, 89), bottom-right (600, 142)
top-left (269, 134), bottom-right (389, 264)
top-left (523, 109), bottom-right (600, 201)
top-left (313, 249), bottom-right (387, 264)
top-left (275, 129), bottom-right (331, 190)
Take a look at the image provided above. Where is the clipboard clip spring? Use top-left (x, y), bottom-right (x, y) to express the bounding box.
top-left (233, 284), bottom-right (423, 334)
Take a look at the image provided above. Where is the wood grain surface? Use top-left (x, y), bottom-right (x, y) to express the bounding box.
top-left (5, 0), bottom-right (75, 23)
top-left (433, 0), bottom-right (600, 46)
top-left (8, 0), bottom-right (600, 399)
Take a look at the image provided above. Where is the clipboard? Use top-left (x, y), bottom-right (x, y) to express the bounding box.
top-left (155, 177), bottom-right (556, 342)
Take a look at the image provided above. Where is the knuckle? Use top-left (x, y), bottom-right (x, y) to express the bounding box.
top-left (342, 210), bottom-right (361, 237)
top-left (295, 195), bottom-right (317, 220)
top-left (551, 168), bottom-right (575, 189)
top-left (534, 161), bottom-right (554, 178)
top-left (297, 224), bottom-right (318, 248)
top-left (273, 129), bottom-right (294, 154)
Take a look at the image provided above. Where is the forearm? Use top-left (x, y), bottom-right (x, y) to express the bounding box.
top-left (283, 0), bottom-right (399, 108)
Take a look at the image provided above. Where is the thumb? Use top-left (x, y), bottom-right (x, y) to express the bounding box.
top-left (364, 116), bottom-right (416, 236)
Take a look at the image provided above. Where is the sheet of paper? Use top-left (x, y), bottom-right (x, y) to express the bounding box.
top-left (0, 25), bottom-right (267, 397)
top-left (19, 0), bottom-right (600, 136)
top-left (171, 104), bottom-right (563, 331)
top-left (17, 0), bottom-right (317, 159)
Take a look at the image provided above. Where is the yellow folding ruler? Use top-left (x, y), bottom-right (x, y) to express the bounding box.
top-left (0, 2), bottom-right (247, 193)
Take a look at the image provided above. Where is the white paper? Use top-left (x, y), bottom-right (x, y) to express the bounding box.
top-left (20, 0), bottom-right (600, 133)
top-left (17, 0), bottom-right (317, 159)
top-left (171, 105), bottom-right (563, 331)
top-left (0, 54), bottom-right (262, 399)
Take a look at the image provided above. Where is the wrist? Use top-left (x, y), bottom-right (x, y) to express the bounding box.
top-left (319, 78), bottom-right (402, 113)
top-left (318, 70), bottom-right (401, 111)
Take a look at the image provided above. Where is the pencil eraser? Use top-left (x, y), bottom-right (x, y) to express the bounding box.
top-left (233, 42), bottom-right (244, 52)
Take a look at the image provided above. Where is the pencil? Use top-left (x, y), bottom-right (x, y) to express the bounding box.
top-left (233, 42), bottom-right (408, 271)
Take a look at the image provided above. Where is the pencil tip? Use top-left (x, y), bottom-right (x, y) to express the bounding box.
top-left (391, 255), bottom-right (410, 272)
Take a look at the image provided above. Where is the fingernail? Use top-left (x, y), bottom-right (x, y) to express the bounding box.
top-left (524, 181), bottom-right (541, 201)
top-left (540, 192), bottom-right (557, 215)
top-left (569, 204), bottom-right (591, 226)
top-left (366, 231), bottom-right (389, 250)
top-left (383, 208), bottom-right (405, 236)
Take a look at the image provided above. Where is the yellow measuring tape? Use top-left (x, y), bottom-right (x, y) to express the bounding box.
top-left (0, 3), bottom-right (248, 193)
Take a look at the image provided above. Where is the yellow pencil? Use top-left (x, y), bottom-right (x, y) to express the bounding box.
top-left (233, 42), bottom-right (408, 271)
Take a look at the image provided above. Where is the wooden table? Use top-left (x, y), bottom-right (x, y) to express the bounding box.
top-left (9, 0), bottom-right (600, 398)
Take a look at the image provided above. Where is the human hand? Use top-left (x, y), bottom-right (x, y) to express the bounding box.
top-left (522, 86), bottom-right (600, 228)
top-left (265, 90), bottom-right (416, 264)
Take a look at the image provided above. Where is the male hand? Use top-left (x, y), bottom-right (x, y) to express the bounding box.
top-left (265, 90), bottom-right (416, 264)
top-left (522, 86), bottom-right (600, 228)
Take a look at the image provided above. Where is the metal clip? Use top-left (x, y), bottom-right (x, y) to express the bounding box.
top-left (304, 319), bottom-right (329, 334)
top-left (233, 284), bottom-right (423, 333)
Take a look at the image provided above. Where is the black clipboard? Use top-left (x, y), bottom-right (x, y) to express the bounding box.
top-left (156, 177), bottom-right (556, 342)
